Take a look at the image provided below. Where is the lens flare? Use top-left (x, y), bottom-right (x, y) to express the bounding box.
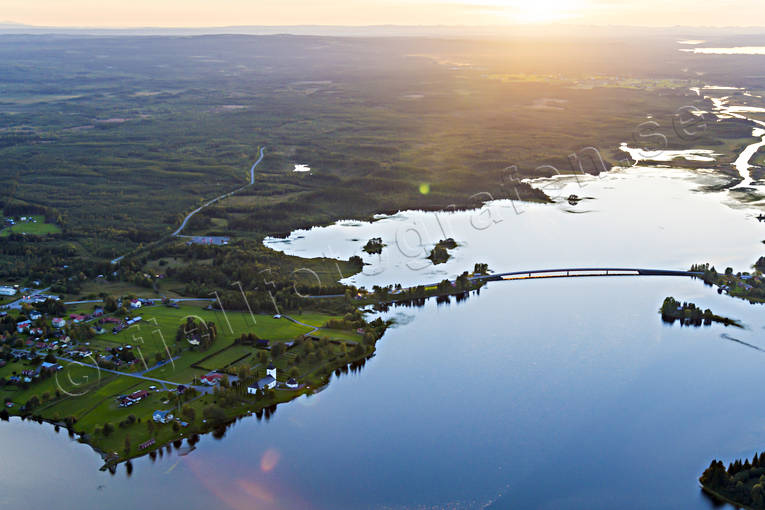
top-left (260, 448), bottom-right (281, 472)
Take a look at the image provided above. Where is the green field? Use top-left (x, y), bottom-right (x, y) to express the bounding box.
top-left (0, 215), bottom-right (60, 237)
top-left (0, 297), bottom-right (371, 464)
top-left (194, 345), bottom-right (255, 371)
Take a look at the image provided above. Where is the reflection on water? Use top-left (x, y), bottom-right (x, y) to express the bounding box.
top-left (681, 47), bottom-right (765, 55)
top-left (265, 166), bottom-right (763, 289)
top-left (2, 277), bottom-right (765, 509)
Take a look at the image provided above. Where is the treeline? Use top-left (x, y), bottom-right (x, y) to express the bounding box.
top-left (143, 239), bottom-right (356, 313)
top-left (701, 453), bottom-right (765, 508)
top-left (1, 202), bottom-right (61, 224)
top-left (659, 297), bottom-right (740, 327)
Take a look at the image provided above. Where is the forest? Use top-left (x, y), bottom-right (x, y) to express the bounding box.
top-left (1, 33), bottom-right (757, 287)
top-left (701, 453), bottom-right (765, 508)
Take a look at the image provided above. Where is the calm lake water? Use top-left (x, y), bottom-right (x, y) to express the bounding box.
top-left (2, 276), bottom-right (764, 510)
top-left (3, 91), bottom-right (765, 509)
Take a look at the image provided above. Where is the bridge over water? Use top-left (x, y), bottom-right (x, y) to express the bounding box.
top-left (304, 267), bottom-right (704, 300)
top-left (475, 268), bottom-right (703, 282)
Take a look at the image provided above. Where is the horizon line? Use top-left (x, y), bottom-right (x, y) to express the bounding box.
top-left (3, 21), bottom-right (765, 31)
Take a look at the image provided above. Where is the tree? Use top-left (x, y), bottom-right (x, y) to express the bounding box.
top-left (181, 405), bottom-right (196, 423)
top-left (26, 395), bottom-right (40, 410)
top-left (104, 296), bottom-right (118, 313)
top-left (202, 404), bottom-right (226, 425)
top-left (271, 343), bottom-right (285, 358)
top-left (700, 459), bottom-right (729, 489)
top-left (124, 434), bottom-right (131, 456)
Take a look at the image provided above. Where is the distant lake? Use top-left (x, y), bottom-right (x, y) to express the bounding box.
top-left (681, 46), bottom-right (765, 55)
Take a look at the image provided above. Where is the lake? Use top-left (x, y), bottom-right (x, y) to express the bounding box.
top-left (2, 88), bottom-right (765, 509)
top-left (1, 274), bottom-right (764, 509)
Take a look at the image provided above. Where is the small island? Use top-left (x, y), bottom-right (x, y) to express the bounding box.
top-left (427, 238), bottom-right (458, 265)
top-left (701, 453), bottom-right (765, 509)
top-left (363, 237), bottom-right (385, 255)
top-left (660, 297), bottom-right (741, 327)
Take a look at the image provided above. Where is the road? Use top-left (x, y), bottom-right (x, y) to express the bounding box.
top-left (61, 356), bottom-right (213, 393)
top-left (171, 146), bottom-right (265, 237)
top-left (63, 297), bottom-right (215, 305)
top-left (2, 287), bottom-right (53, 310)
top-left (110, 147), bottom-right (265, 264)
top-left (282, 314), bottom-right (319, 335)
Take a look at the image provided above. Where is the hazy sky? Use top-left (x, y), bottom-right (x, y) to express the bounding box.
top-left (2, 0), bottom-right (763, 27)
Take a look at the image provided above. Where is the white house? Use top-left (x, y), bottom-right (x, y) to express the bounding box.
top-left (52, 317), bottom-right (66, 328)
top-left (286, 378), bottom-right (299, 389)
top-left (129, 299), bottom-right (142, 309)
top-left (247, 375), bottom-right (276, 395)
top-left (0, 286), bottom-right (16, 296)
top-left (29, 311), bottom-right (42, 321)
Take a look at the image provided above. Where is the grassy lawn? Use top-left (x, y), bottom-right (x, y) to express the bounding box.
top-left (0, 362), bottom-right (102, 408)
top-left (0, 215), bottom-right (60, 237)
top-left (315, 328), bottom-right (362, 343)
top-left (195, 345), bottom-right (254, 371)
top-left (68, 280), bottom-right (163, 301)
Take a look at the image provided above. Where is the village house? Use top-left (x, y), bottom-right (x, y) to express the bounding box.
top-left (16, 320), bottom-right (31, 333)
top-left (35, 362), bottom-right (59, 376)
top-left (199, 373), bottom-right (225, 386)
top-left (0, 286), bottom-right (17, 296)
top-left (119, 389), bottom-right (150, 407)
top-left (152, 410), bottom-right (173, 423)
top-left (70, 314), bottom-right (88, 324)
top-left (52, 317), bottom-right (66, 328)
top-left (286, 377), bottom-right (299, 389)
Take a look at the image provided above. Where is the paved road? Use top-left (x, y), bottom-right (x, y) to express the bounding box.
top-left (282, 314), bottom-right (319, 335)
top-left (63, 297), bottom-right (215, 305)
top-left (61, 356), bottom-right (213, 393)
top-left (171, 146), bottom-right (265, 237)
top-left (110, 147), bottom-right (265, 265)
top-left (2, 287), bottom-right (53, 310)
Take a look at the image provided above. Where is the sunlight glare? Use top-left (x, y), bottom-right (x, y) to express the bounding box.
top-left (459, 0), bottom-right (587, 24)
